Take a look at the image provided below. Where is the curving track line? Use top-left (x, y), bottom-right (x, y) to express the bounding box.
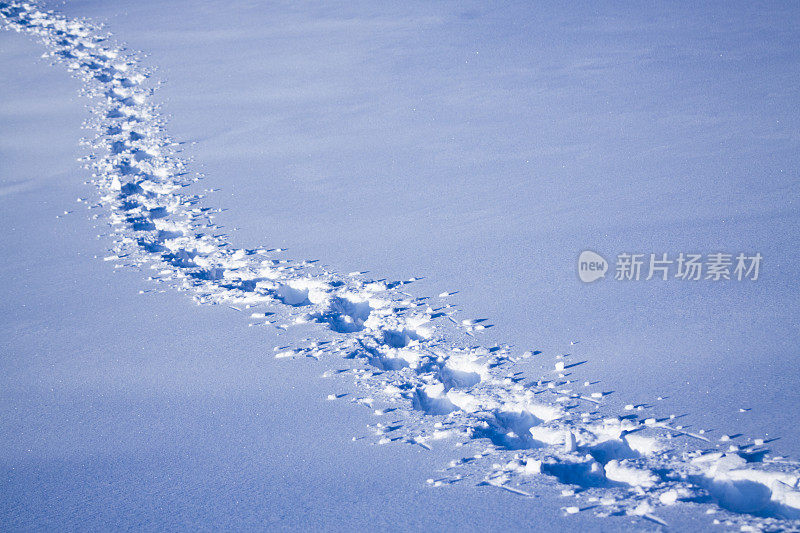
top-left (2, 2), bottom-right (799, 529)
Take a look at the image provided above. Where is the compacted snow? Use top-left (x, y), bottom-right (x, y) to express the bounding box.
top-left (2, 1), bottom-right (799, 531)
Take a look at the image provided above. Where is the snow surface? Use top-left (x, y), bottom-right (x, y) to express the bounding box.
top-left (1, 1), bottom-right (799, 530)
top-left (56, 0), bottom-right (800, 455)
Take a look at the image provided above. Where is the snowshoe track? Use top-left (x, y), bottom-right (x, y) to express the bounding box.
top-left (2, 2), bottom-right (799, 530)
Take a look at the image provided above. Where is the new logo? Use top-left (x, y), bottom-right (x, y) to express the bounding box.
top-left (578, 250), bottom-right (608, 283)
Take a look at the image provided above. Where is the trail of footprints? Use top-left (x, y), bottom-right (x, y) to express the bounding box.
top-left (3, 2), bottom-right (799, 529)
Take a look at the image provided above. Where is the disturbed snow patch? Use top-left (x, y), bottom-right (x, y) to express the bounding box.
top-left (3, 2), bottom-right (800, 529)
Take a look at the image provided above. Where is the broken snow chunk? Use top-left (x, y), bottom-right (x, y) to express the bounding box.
top-left (522, 459), bottom-right (542, 475)
top-left (604, 460), bottom-right (657, 488)
top-left (659, 490), bottom-right (679, 505)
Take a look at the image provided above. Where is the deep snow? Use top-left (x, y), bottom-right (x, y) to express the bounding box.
top-left (0, 20), bottom-right (622, 533)
top-left (52, 0), bottom-right (800, 455)
top-left (2, 0), bottom-right (799, 530)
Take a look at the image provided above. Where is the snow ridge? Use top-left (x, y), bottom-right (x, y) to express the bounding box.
top-left (2, 2), bottom-right (799, 529)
